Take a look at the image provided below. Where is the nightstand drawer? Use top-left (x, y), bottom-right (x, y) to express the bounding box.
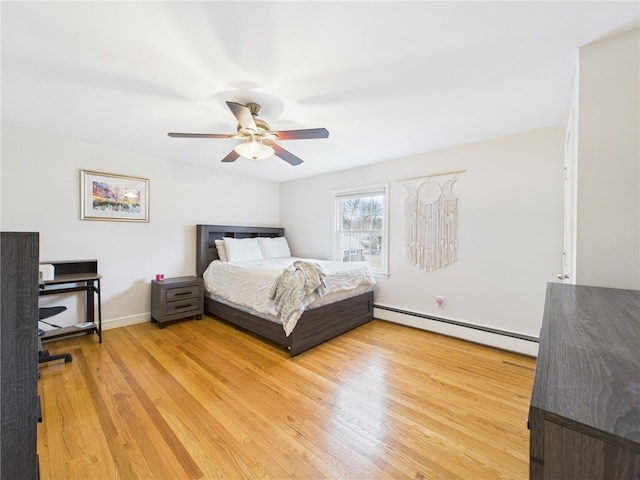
top-left (166, 285), bottom-right (199, 302)
top-left (166, 298), bottom-right (199, 316)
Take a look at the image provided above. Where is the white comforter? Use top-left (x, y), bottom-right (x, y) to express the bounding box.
top-left (202, 257), bottom-right (376, 336)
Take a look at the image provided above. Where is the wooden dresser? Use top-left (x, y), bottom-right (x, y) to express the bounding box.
top-left (529, 283), bottom-right (640, 479)
top-left (1, 232), bottom-right (40, 479)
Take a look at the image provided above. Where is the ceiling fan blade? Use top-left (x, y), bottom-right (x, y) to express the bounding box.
top-left (272, 128), bottom-right (329, 140)
top-left (226, 101), bottom-right (257, 132)
top-left (221, 149), bottom-right (240, 163)
top-left (271, 143), bottom-right (303, 166)
top-left (168, 132), bottom-right (234, 138)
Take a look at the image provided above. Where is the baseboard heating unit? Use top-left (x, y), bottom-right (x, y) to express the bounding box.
top-left (373, 304), bottom-right (539, 357)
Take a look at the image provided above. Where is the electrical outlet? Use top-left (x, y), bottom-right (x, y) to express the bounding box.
top-left (435, 296), bottom-right (445, 308)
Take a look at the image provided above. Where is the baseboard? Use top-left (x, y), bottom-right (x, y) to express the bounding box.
top-left (102, 313), bottom-right (150, 331)
top-left (373, 304), bottom-right (539, 357)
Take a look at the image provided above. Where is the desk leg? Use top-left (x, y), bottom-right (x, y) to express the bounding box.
top-left (86, 280), bottom-right (103, 343)
top-left (96, 278), bottom-right (102, 343)
top-left (86, 280), bottom-right (95, 325)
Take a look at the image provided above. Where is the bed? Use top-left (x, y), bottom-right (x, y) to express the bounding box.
top-left (196, 224), bottom-right (375, 356)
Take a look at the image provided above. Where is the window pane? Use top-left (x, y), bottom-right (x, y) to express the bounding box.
top-left (339, 232), bottom-right (382, 268)
top-left (340, 233), bottom-right (366, 263)
top-left (339, 195), bottom-right (383, 232)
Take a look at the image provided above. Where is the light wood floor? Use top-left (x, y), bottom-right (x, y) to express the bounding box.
top-left (37, 316), bottom-right (536, 480)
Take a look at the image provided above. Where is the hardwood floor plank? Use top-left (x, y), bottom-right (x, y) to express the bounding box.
top-left (38, 317), bottom-right (535, 479)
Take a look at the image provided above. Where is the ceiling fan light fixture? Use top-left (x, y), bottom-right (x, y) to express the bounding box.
top-left (234, 140), bottom-right (274, 161)
top-left (169, 101), bottom-right (327, 165)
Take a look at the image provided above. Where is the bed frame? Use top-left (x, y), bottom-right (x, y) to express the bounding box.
top-left (196, 224), bottom-right (374, 356)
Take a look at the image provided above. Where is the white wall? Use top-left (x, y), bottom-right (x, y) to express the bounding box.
top-left (1, 125), bottom-right (280, 329)
top-left (281, 126), bottom-right (565, 355)
top-left (576, 27), bottom-right (640, 289)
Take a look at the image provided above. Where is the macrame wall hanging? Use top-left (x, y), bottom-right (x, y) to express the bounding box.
top-left (402, 171), bottom-right (463, 271)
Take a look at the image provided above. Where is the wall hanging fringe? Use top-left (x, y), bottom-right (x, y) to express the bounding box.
top-left (403, 172), bottom-right (461, 271)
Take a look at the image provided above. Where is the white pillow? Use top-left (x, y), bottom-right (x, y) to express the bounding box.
top-left (214, 239), bottom-right (228, 262)
top-left (258, 236), bottom-right (292, 259)
top-left (223, 237), bottom-right (264, 262)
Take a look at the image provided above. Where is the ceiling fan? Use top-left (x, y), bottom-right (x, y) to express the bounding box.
top-left (168, 101), bottom-right (329, 166)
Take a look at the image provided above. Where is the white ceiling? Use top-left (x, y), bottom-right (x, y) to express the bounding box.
top-left (2, 2), bottom-right (638, 183)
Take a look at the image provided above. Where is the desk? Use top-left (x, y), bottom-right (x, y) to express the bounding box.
top-left (39, 259), bottom-right (102, 343)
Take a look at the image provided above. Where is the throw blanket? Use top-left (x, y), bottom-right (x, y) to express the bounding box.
top-left (268, 261), bottom-right (326, 335)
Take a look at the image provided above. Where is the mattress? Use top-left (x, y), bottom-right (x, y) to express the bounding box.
top-left (202, 257), bottom-right (376, 334)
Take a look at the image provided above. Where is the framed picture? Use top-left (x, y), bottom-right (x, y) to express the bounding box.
top-left (80, 170), bottom-right (149, 222)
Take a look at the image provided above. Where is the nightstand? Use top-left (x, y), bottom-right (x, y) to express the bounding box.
top-left (151, 276), bottom-right (204, 329)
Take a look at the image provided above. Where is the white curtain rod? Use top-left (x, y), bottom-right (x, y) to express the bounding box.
top-left (396, 169), bottom-right (466, 182)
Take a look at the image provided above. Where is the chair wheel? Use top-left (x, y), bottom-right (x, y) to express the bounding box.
top-left (64, 356), bottom-right (72, 363)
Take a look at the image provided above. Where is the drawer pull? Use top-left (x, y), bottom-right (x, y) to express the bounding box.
top-left (175, 291), bottom-right (191, 296)
top-left (175, 304), bottom-right (192, 309)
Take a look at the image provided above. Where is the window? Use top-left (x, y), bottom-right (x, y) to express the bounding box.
top-left (332, 183), bottom-right (389, 278)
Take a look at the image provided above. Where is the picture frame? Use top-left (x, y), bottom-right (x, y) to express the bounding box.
top-left (80, 170), bottom-right (149, 222)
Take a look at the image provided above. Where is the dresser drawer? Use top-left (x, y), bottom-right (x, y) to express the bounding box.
top-left (166, 285), bottom-right (199, 302)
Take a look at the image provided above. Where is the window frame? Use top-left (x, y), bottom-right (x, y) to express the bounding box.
top-left (332, 183), bottom-right (389, 279)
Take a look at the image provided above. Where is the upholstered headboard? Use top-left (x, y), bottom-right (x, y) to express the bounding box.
top-left (196, 224), bottom-right (285, 277)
